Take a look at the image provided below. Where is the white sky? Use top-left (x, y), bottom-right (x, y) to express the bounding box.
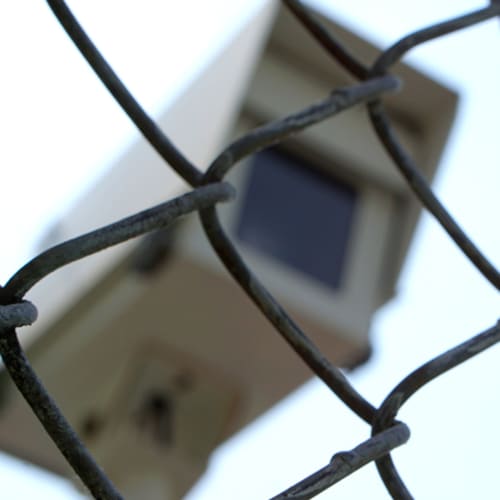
top-left (0, 1), bottom-right (499, 499)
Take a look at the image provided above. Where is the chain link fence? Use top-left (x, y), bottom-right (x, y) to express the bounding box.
top-left (1, 0), bottom-right (499, 498)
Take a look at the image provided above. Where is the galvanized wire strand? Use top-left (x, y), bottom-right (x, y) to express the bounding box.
top-left (199, 206), bottom-right (376, 423)
top-left (203, 75), bottom-right (400, 182)
top-left (285, 1), bottom-right (500, 292)
top-left (0, 327), bottom-right (123, 500)
top-left (45, 0), bottom-right (203, 187)
top-left (364, 5), bottom-right (500, 292)
top-left (366, 9), bottom-right (500, 488)
top-left (371, 4), bottom-right (500, 75)
top-left (370, 321), bottom-right (500, 498)
top-left (367, 100), bottom-right (500, 291)
top-left (374, 321), bottom-right (500, 432)
top-left (0, 183), bottom-right (232, 499)
top-left (270, 423), bottom-right (410, 500)
top-left (5, 183), bottom-right (234, 299)
top-left (0, 301), bottom-right (38, 330)
top-left (284, 1), bottom-right (500, 292)
top-left (283, 0), bottom-right (369, 80)
top-left (281, 2), bottom-right (500, 497)
top-left (374, 455), bottom-right (413, 500)
top-left (198, 75), bottom-right (399, 425)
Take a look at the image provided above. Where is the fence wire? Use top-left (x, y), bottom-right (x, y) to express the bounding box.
top-left (0, 0), bottom-right (499, 498)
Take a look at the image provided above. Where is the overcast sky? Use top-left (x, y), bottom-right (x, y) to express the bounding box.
top-left (0, 1), bottom-right (499, 499)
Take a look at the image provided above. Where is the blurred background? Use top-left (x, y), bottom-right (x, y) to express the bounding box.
top-left (0, 1), bottom-right (499, 498)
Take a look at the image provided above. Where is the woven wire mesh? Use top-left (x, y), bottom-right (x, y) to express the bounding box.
top-left (0, 1), bottom-right (499, 498)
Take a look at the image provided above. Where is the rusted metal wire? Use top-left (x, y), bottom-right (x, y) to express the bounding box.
top-left (1, 0), bottom-right (498, 498)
